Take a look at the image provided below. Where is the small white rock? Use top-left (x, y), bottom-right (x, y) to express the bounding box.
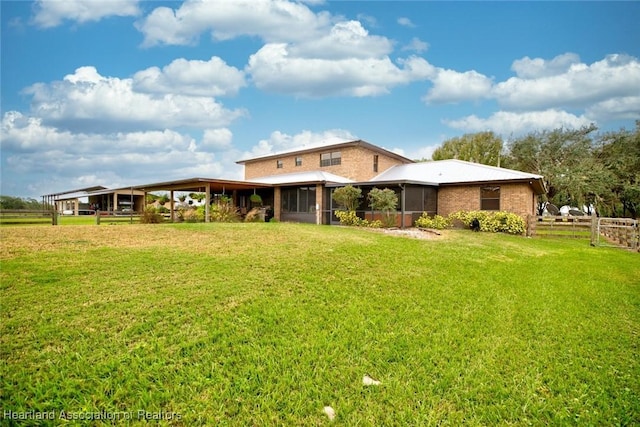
top-left (323, 406), bottom-right (336, 421)
top-left (362, 374), bottom-right (381, 386)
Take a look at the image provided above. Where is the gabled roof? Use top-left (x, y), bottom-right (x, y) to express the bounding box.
top-left (251, 170), bottom-right (353, 186)
top-left (368, 159), bottom-right (546, 194)
top-left (236, 138), bottom-right (413, 164)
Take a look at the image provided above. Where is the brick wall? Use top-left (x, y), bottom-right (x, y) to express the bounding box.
top-left (437, 183), bottom-right (537, 218)
top-left (243, 146), bottom-right (406, 180)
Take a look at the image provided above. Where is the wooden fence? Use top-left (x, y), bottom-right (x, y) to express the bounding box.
top-left (95, 210), bottom-right (141, 225)
top-left (527, 215), bottom-right (639, 252)
top-left (0, 209), bottom-right (57, 225)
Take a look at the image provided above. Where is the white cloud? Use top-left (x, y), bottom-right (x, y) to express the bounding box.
top-left (493, 54), bottom-right (640, 111)
top-left (444, 109), bottom-right (594, 136)
top-left (24, 66), bottom-right (246, 132)
top-left (289, 21), bottom-right (393, 60)
top-left (1, 111), bottom-right (243, 195)
top-left (424, 69), bottom-right (493, 103)
top-left (132, 56), bottom-right (246, 97)
top-left (32, 0), bottom-right (140, 28)
top-left (402, 37), bottom-right (429, 53)
top-left (246, 129), bottom-right (357, 158)
top-left (585, 96), bottom-right (640, 121)
top-left (201, 128), bottom-right (234, 150)
top-left (247, 44), bottom-right (433, 97)
top-left (136, 0), bottom-right (331, 47)
top-left (511, 53), bottom-right (581, 79)
top-left (397, 17), bottom-right (416, 28)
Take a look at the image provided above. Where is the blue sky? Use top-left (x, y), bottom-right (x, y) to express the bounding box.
top-left (2, 0), bottom-right (639, 198)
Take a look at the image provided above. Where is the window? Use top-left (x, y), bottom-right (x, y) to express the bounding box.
top-left (320, 151), bottom-right (341, 167)
top-left (373, 155), bottom-right (379, 172)
top-left (276, 160), bottom-right (283, 169)
top-left (295, 156), bottom-right (302, 167)
top-left (481, 186), bottom-right (500, 210)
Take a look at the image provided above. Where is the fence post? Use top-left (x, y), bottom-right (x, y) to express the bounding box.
top-left (96, 210), bottom-right (101, 225)
top-left (52, 210), bottom-right (58, 226)
top-left (590, 215), bottom-right (598, 246)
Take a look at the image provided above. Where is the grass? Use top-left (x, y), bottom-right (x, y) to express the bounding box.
top-left (1, 223), bottom-right (639, 426)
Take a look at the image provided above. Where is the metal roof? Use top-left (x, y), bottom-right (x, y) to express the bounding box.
top-left (364, 159), bottom-right (546, 193)
top-left (251, 170), bottom-right (354, 185)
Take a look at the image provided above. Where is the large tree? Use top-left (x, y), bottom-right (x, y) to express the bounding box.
top-left (431, 131), bottom-right (504, 166)
top-left (503, 124), bottom-right (617, 214)
top-left (596, 121), bottom-right (640, 217)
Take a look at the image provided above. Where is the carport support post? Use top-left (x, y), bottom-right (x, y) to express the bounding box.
top-left (205, 183), bottom-right (211, 223)
top-left (170, 191), bottom-right (175, 222)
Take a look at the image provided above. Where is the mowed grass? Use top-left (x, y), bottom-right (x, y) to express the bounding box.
top-left (1, 223), bottom-right (638, 426)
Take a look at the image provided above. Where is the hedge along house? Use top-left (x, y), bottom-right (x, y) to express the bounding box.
top-left (333, 159), bottom-right (546, 228)
top-left (238, 139), bottom-right (546, 227)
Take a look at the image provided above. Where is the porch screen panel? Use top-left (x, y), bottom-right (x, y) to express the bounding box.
top-left (424, 187), bottom-right (437, 214)
top-left (405, 186), bottom-right (424, 211)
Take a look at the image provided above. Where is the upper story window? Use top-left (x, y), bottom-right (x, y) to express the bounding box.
top-left (295, 156), bottom-right (303, 167)
top-left (373, 155), bottom-right (379, 173)
top-left (320, 151), bottom-right (341, 167)
top-left (480, 186), bottom-right (500, 210)
top-left (276, 160), bottom-right (283, 169)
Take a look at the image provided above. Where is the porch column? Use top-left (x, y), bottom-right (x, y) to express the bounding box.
top-left (170, 190), bottom-right (175, 222)
top-left (205, 183), bottom-right (211, 223)
top-left (273, 187), bottom-right (281, 221)
top-left (113, 193), bottom-right (118, 212)
top-left (316, 184), bottom-right (323, 225)
top-left (400, 184), bottom-right (406, 229)
top-left (74, 198), bottom-right (79, 216)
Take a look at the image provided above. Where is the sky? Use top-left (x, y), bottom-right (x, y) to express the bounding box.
top-left (1, 0), bottom-right (639, 198)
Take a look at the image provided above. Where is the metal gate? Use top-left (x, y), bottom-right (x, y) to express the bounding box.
top-left (593, 217), bottom-right (639, 251)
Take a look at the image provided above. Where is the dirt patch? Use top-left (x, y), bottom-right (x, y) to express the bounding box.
top-left (365, 227), bottom-right (448, 240)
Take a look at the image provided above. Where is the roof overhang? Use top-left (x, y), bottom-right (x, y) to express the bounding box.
top-left (133, 177), bottom-right (272, 193)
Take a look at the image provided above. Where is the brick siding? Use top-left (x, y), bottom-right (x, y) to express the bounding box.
top-left (243, 146), bottom-right (407, 181)
top-left (438, 183), bottom-right (537, 218)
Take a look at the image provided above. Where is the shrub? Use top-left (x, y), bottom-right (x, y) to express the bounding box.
top-left (335, 210), bottom-right (381, 228)
top-left (449, 210), bottom-right (526, 235)
top-left (210, 196), bottom-right (240, 222)
top-left (140, 207), bottom-right (164, 224)
top-left (244, 207), bottom-right (263, 222)
top-left (332, 185), bottom-right (362, 211)
top-left (183, 208), bottom-right (204, 223)
top-left (415, 213), bottom-right (452, 230)
top-left (368, 187), bottom-right (398, 228)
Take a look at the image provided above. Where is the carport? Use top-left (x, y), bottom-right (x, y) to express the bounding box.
top-left (133, 178), bottom-right (273, 222)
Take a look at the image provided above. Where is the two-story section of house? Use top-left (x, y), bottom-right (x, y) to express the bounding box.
top-left (237, 138), bottom-right (415, 224)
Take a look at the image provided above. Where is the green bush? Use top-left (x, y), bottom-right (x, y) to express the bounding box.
top-left (415, 213), bottom-right (452, 230)
top-left (183, 208), bottom-right (204, 223)
top-left (335, 210), bottom-right (381, 228)
top-left (210, 196), bottom-right (240, 222)
top-left (140, 207), bottom-right (164, 224)
top-left (449, 210), bottom-right (526, 235)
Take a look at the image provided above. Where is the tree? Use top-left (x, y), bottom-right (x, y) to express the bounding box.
top-left (0, 196), bottom-right (44, 210)
top-left (332, 185), bottom-right (362, 211)
top-left (596, 121), bottom-right (640, 217)
top-left (503, 124), bottom-right (613, 213)
top-left (432, 131), bottom-right (504, 166)
top-left (368, 187), bottom-right (398, 228)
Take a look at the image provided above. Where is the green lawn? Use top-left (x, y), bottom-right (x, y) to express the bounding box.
top-left (1, 223), bottom-right (638, 425)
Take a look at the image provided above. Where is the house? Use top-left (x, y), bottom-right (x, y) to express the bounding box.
top-left (43, 138), bottom-right (546, 226)
top-left (238, 139), bottom-right (545, 226)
